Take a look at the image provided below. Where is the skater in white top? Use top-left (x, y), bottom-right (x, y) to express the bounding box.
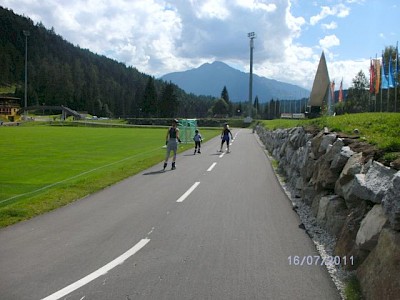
top-left (193, 129), bottom-right (202, 154)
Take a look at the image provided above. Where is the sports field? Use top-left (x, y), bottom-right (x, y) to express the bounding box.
top-left (0, 125), bottom-right (219, 227)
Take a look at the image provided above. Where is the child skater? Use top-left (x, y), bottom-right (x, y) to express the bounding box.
top-left (193, 129), bottom-right (202, 154)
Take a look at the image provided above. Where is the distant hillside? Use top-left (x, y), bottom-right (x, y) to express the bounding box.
top-left (161, 61), bottom-right (310, 102)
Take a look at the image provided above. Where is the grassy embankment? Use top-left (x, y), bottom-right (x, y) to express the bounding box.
top-left (260, 112), bottom-right (400, 163)
top-left (0, 124), bottom-right (219, 227)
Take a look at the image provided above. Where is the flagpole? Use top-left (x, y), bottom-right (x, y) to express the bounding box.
top-left (387, 88), bottom-right (389, 112)
top-left (375, 55), bottom-right (378, 112)
top-left (381, 53), bottom-right (383, 112)
top-left (388, 54), bottom-right (391, 111)
top-left (395, 41), bottom-right (398, 112)
top-left (381, 65), bottom-right (383, 113)
top-left (380, 79), bottom-right (383, 112)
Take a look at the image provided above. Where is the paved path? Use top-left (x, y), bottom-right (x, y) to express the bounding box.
top-left (0, 129), bottom-right (340, 299)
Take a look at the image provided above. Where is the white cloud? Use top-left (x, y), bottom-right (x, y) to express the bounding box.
top-left (235, 0), bottom-right (277, 12)
top-left (319, 35), bottom-right (340, 49)
top-left (285, 1), bottom-right (306, 39)
top-left (194, 0), bottom-right (230, 20)
top-left (310, 4), bottom-right (350, 26)
top-left (329, 58), bottom-right (369, 90)
top-left (346, 0), bottom-right (365, 4)
top-left (321, 21), bottom-right (337, 30)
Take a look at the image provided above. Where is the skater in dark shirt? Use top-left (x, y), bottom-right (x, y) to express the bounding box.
top-left (219, 123), bottom-right (233, 153)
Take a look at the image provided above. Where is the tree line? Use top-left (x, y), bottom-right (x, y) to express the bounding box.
top-left (0, 7), bottom-right (216, 118)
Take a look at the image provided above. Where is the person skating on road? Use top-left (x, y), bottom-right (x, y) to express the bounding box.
top-left (163, 119), bottom-right (181, 170)
top-left (219, 123), bottom-right (233, 153)
top-left (193, 129), bottom-right (203, 154)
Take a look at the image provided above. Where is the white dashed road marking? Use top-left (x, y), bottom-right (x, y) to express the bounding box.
top-left (207, 162), bottom-right (217, 172)
top-left (41, 238), bottom-right (150, 300)
top-left (176, 182), bottom-right (201, 203)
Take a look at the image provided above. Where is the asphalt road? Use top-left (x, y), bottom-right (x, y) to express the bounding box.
top-left (0, 129), bottom-right (340, 300)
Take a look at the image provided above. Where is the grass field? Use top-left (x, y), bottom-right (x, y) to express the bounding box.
top-left (260, 113), bottom-right (400, 162)
top-left (0, 125), bottom-right (219, 227)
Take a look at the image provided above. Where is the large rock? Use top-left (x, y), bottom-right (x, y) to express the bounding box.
top-left (325, 196), bottom-right (348, 237)
top-left (335, 202), bottom-right (370, 270)
top-left (310, 139), bottom-right (348, 190)
top-left (318, 133), bottom-right (337, 154)
top-left (316, 195), bottom-right (331, 222)
top-left (335, 152), bottom-right (363, 202)
top-left (382, 171), bottom-right (400, 230)
top-left (295, 145), bottom-right (310, 172)
top-left (316, 195), bottom-right (348, 237)
top-left (300, 146), bottom-right (316, 182)
top-left (356, 205), bottom-right (388, 250)
top-left (311, 192), bottom-right (330, 217)
top-left (390, 157), bottom-right (400, 170)
top-left (310, 131), bottom-right (324, 159)
top-left (336, 158), bottom-right (395, 207)
top-left (357, 228), bottom-right (400, 300)
top-left (288, 127), bottom-right (305, 150)
top-left (330, 145), bottom-right (354, 173)
top-left (337, 152), bottom-right (363, 179)
top-left (301, 182), bottom-right (317, 206)
top-left (359, 161), bottom-right (397, 203)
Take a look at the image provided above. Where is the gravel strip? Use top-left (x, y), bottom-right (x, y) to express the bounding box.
top-left (272, 154), bottom-right (353, 300)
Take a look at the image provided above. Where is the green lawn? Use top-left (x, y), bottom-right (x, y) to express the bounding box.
top-left (0, 125), bottom-right (219, 227)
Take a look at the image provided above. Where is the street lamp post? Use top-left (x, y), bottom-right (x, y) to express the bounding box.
top-left (23, 30), bottom-right (30, 120)
top-left (248, 32), bottom-right (256, 118)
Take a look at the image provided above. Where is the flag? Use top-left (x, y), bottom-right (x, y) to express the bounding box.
top-left (381, 55), bottom-right (389, 89)
top-left (338, 79), bottom-right (343, 102)
top-left (374, 59), bottom-right (380, 93)
top-left (388, 55), bottom-right (395, 88)
top-left (369, 59), bottom-right (375, 94)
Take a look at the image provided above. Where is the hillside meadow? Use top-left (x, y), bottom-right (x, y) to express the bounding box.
top-left (0, 125), bottom-right (219, 227)
top-left (260, 113), bottom-right (400, 163)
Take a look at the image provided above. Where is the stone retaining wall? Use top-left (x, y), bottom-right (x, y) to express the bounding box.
top-left (256, 125), bottom-right (400, 300)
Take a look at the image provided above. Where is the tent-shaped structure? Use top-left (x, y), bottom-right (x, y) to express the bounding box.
top-left (308, 52), bottom-right (332, 116)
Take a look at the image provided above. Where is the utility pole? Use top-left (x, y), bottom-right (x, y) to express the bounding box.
top-left (248, 32), bottom-right (256, 119)
top-left (23, 30), bottom-right (30, 120)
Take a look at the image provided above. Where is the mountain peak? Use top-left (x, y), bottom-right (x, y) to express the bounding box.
top-left (161, 61), bottom-right (309, 102)
top-left (198, 61), bottom-right (232, 71)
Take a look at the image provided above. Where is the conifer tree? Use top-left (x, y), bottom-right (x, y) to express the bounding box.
top-left (141, 76), bottom-right (158, 117)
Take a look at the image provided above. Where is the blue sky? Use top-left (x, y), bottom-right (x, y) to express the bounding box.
top-left (291, 0), bottom-right (398, 59)
top-left (1, 0), bottom-right (399, 90)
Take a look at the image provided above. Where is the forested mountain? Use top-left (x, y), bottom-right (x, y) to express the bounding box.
top-left (161, 61), bottom-right (310, 102)
top-left (0, 6), bottom-right (215, 118)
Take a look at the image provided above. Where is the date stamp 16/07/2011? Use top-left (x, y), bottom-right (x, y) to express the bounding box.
top-left (288, 255), bottom-right (354, 266)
